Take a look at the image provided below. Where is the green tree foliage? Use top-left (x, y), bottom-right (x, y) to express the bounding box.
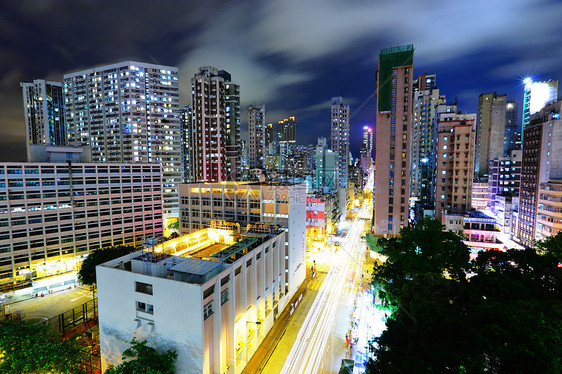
top-left (105, 338), bottom-right (178, 374)
top-left (367, 221), bottom-right (562, 374)
top-left (78, 245), bottom-right (136, 286)
top-left (0, 319), bottom-right (88, 374)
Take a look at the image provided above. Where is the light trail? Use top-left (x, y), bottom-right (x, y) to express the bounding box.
top-left (281, 198), bottom-right (369, 374)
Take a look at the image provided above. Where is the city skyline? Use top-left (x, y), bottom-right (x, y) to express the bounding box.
top-left (1, 1), bottom-right (562, 161)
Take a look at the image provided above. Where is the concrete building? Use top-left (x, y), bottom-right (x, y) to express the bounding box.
top-left (97, 224), bottom-right (293, 374)
top-left (330, 97), bottom-right (350, 190)
top-left (265, 123), bottom-right (275, 151)
top-left (306, 193), bottom-right (338, 245)
top-left (411, 74), bottom-right (446, 208)
top-left (487, 150), bottom-right (522, 214)
top-left (474, 93), bottom-right (507, 179)
top-left (536, 180), bottom-right (562, 241)
top-left (374, 44), bottom-right (414, 236)
top-left (21, 79), bottom-right (66, 161)
top-left (180, 106), bottom-right (194, 183)
top-left (178, 181), bottom-right (306, 297)
top-left (471, 182), bottom-right (489, 211)
top-left (248, 104), bottom-right (266, 169)
top-left (522, 78), bottom-right (558, 130)
top-left (191, 67), bottom-right (240, 183)
top-left (518, 100), bottom-right (562, 246)
top-left (0, 162), bottom-right (163, 296)
top-left (277, 117), bottom-right (296, 172)
top-left (63, 61), bottom-right (181, 220)
top-left (435, 112), bottom-right (476, 220)
top-left (504, 100), bottom-right (520, 155)
top-left (360, 126), bottom-right (373, 174)
top-left (315, 137), bottom-right (338, 192)
top-left (443, 211), bottom-right (504, 258)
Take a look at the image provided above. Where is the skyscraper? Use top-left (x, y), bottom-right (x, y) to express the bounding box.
top-left (374, 44), bottom-right (414, 236)
top-left (360, 126), bottom-right (373, 173)
top-left (248, 104), bottom-right (266, 169)
top-left (411, 73), bottom-right (446, 207)
top-left (330, 97), bottom-right (350, 189)
top-left (180, 106), bottom-right (193, 183)
top-left (504, 100), bottom-right (520, 155)
top-left (474, 93), bottom-right (507, 179)
top-left (315, 137), bottom-right (338, 192)
top-left (522, 78), bottom-right (558, 130)
top-left (64, 61), bottom-right (181, 219)
top-left (265, 122), bottom-right (275, 150)
top-left (278, 117), bottom-right (296, 172)
top-left (191, 66), bottom-right (239, 182)
top-left (21, 79), bottom-right (66, 160)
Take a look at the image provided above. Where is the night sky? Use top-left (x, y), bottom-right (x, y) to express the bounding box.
top-left (1, 0), bottom-right (561, 162)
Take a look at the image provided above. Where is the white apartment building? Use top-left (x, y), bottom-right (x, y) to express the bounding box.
top-left (178, 182), bottom-right (307, 299)
top-left (97, 224), bottom-right (290, 374)
top-left (0, 162), bottom-right (163, 296)
top-left (63, 61), bottom-right (181, 220)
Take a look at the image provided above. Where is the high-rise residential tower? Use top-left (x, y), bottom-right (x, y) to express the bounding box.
top-left (278, 117), bottom-right (296, 172)
top-left (504, 100), bottom-right (520, 155)
top-left (180, 106), bottom-right (193, 183)
top-left (474, 93), bottom-right (507, 179)
top-left (330, 97), bottom-right (350, 189)
top-left (191, 66), bottom-right (241, 182)
top-left (374, 44), bottom-right (414, 236)
top-left (64, 61), bottom-right (181, 219)
top-left (360, 126), bottom-right (373, 173)
top-left (411, 73), bottom-right (446, 208)
top-left (248, 104), bottom-right (266, 169)
top-left (21, 79), bottom-right (66, 160)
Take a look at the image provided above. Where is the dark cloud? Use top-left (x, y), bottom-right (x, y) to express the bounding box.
top-left (1, 0), bottom-right (561, 161)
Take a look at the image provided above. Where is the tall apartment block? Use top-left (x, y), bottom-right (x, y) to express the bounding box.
top-left (180, 106), bottom-right (193, 183)
top-left (435, 112), bottom-right (476, 221)
top-left (518, 100), bottom-right (562, 246)
top-left (21, 79), bottom-right (66, 160)
top-left (411, 73), bottom-right (446, 209)
top-left (265, 123), bottom-right (275, 151)
top-left (0, 161), bottom-right (163, 295)
top-left (277, 117), bottom-right (296, 172)
top-left (487, 150), bottom-right (521, 214)
top-left (315, 137), bottom-right (338, 192)
top-left (504, 100), bottom-right (520, 155)
top-left (474, 93), bottom-right (506, 179)
top-left (330, 97), bottom-right (350, 190)
top-left (248, 104), bottom-right (266, 169)
top-left (374, 45), bottom-right (414, 236)
top-left (63, 61), bottom-right (181, 219)
top-left (191, 67), bottom-right (240, 182)
top-left (360, 126), bottom-right (373, 173)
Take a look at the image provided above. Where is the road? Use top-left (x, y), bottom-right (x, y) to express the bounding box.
top-left (280, 201), bottom-right (369, 374)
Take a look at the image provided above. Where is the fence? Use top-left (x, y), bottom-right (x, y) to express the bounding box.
top-left (47, 298), bottom-right (97, 335)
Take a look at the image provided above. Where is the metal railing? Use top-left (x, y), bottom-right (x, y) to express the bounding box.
top-left (47, 298), bottom-right (97, 335)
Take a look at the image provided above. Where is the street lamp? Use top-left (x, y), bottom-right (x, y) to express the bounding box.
top-left (245, 321), bottom-right (261, 373)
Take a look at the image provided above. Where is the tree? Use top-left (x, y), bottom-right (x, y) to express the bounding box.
top-left (367, 224), bottom-right (562, 374)
top-left (78, 245), bottom-right (136, 286)
top-left (105, 338), bottom-right (177, 374)
top-left (0, 318), bottom-right (88, 374)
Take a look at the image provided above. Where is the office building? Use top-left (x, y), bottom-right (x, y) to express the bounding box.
top-left (265, 123), bottom-right (275, 150)
top-left (411, 74), bottom-right (446, 206)
top-left (435, 112), bottom-right (476, 220)
top-left (504, 100), bottom-right (520, 155)
top-left (518, 100), bottom-right (562, 246)
top-left (64, 61), bottom-right (181, 219)
top-left (97, 224), bottom-right (291, 374)
top-left (180, 106), bottom-right (194, 183)
top-left (0, 162), bottom-right (163, 296)
top-left (474, 93), bottom-right (507, 179)
top-left (471, 182), bottom-right (489, 211)
top-left (248, 104), bottom-right (266, 169)
top-left (487, 150), bottom-right (522, 214)
top-left (315, 137), bottom-right (338, 192)
top-left (374, 45), bottom-right (414, 236)
top-left (537, 181), bottom-right (562, 240)
top-left (360, 126), bottom-right (373, 174)
top-left (330, 97), bottom-right (350, 190)
top-left (277, 117), bottom-right (296, 172)
top-left (21, 79), bottom-right (66, 161)
top-left (522, 78), bottom-right (558, 130)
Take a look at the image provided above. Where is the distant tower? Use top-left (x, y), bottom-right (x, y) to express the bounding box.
top-left (20, 79), bottom-right (66, 160)
top-left (248, 104), bottom-right (266, 169)
top-left (330, 97), bottom-right (350, 189)
top-left (220, 71), bottom-right (241, 181)
top-left (360, 126), bottom-right (373, 173)
top-left (180, 106), bottom-right (193, 183)
top-left (504, 100), bottom-right (519, 155)
top-left (374, 44), bottom-right (414, 236)
top-left (474, 93), bottom-right (507, 180)
top-left (278, 117), bottom-right (296, 171)
top-left (522, 78), bottom-right (558, 140)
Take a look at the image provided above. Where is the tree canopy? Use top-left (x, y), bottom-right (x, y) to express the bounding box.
top-left (105, 338), bottom-right (177, 374)
top-left (367, 219), bottom-right (562, 374)
top-left (78, 245), bottom-right (136, 286)
top-left (0, 319), bottom-right (88, 374)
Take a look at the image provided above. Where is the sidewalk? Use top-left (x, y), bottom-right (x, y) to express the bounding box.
top-left (246, 266), bottom-right (323, 374)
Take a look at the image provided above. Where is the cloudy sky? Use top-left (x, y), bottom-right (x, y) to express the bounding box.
top-left (1, 0), bottom-right (561, 161)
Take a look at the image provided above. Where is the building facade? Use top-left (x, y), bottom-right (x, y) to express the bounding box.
top-left (315, 137), bottom-right (338, 192)
top-left (360, 126), bottom-right (373, 174)
top-left (21, 79), bottom-right (66, 161)
top-left (180, 106), bottom-right (194, 183)
top-left (374, 45), bottom-right (414, 236)
top-left (0, 162), bottom-right (163, 295)
top-left (504, 100), bottom-right (520, 155)
top-left (474, 93), bottom-right (506, 179)
top-left (248, 104), bottom-right (266, 169)
top-left (435, 113), bottom-right (476, 220)
top-left (522, 78), bottom-right (558, 130)
top-left (487, 149), bottom-right (522, 214)
top-left (63, 61), bottom-right (181, 219)
top-left (330, 97), bottom-right (350, 190)
top-left (97, 224), bottom-right (292, 374)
